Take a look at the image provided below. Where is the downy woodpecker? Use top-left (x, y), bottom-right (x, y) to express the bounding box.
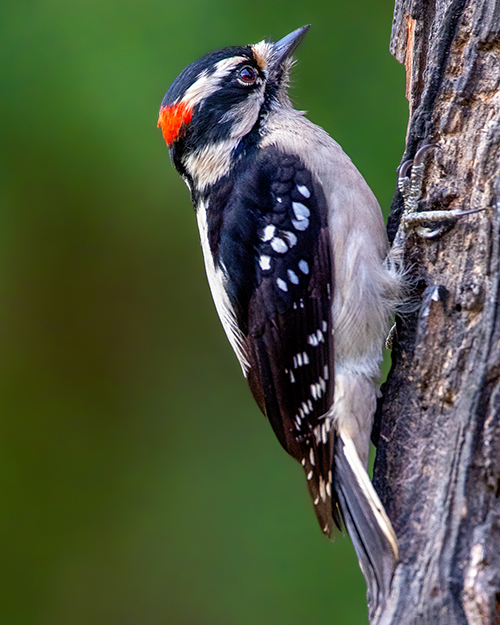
top-left (158, 26), bottom-right (402, 609)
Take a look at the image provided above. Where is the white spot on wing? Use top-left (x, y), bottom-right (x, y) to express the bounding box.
top-left (259, 255), bottom-right (271, 271)
top-left (297, 184), bottom-right (311, 198)
top-left (311, 382), bottom-right (322, 400)
top-left (311, 384), bottom-right (318, 400)
top-left (319, 477), bottom-right (326, 501)
top-left (298, 260), bottom-right (309, 274)
top-left (292, 202), bottom-right (310, 219)
top-left (308, 333), bottom-right (318, 347)
top-left (262, 225), bottom-right (275, 241)
top-left (314, 426), bottom-right (321, 443)
top-left (270, 237), bottom-right (288, 253)
top-left (276, 277), bottom-right (288, 292)
top-left (292, 218), bottom-right (309, 231)
top-left (287, 269), bottom-right (299, 284)
top-left (283, 231), bottom-right (297, 247)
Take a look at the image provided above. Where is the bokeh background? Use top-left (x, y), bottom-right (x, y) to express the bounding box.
top-left (0, 1), bottom-right (407, 623)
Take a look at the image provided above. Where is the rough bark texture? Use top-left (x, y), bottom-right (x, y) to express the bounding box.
top-left (372, 1), bottom-right (500, 623)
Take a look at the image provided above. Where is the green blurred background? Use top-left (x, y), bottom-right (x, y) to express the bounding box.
top-left (0, 1), bottom-right (407, 623)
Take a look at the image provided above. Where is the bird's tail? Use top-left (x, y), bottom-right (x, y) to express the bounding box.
top-left (334, 430), bottom-right (398, 615)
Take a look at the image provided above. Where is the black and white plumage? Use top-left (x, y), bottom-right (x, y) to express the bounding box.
top-left (158, 26), bottom-right (402, 612)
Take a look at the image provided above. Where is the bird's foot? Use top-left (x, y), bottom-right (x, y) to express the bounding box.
top-left (392, 143), bottom-right (484, 253)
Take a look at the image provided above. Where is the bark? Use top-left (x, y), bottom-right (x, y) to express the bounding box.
top-left (372, 1), bottom-right (500, 623)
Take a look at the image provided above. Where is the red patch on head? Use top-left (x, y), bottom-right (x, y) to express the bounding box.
top-left (157, 102), bottom-right (193, 146)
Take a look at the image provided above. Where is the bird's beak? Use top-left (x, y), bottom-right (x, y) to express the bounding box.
top-left (273, 25), bottom-right (310, 68)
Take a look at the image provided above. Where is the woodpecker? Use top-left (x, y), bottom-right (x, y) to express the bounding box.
top-left (158, 26), bottom-right (402, 610)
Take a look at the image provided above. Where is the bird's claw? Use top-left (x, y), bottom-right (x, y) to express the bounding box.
top-left (397, 143), bottom-right (439, 193)
top-left (392, 142), bottom-right (484, 253)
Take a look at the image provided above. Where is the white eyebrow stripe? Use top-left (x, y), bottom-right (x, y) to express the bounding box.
top-left (214, 56), bottom-right (248, 75)
top-left (182, 56), bottom-right (248, 107)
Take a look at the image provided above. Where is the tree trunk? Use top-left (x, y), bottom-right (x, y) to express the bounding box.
top-left (372, 1), bottom-right (500, 623)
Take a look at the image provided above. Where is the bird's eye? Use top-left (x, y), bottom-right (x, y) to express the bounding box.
top-left (238, 66), bottom-right (257, 85)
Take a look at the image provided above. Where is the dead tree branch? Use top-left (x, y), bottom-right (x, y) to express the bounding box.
top-left (372, 1), bottom-right (500, 623)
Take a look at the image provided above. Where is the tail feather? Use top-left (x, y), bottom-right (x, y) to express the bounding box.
top-left (334, 431), bottom-right (398, 613)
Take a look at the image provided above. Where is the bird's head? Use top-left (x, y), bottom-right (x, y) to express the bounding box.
top-left (157, 26), bottom-right (309, 187)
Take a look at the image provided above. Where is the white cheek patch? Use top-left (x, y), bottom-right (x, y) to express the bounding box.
top-left (180, 57), bottom-right (266, 188)
top-left (184, 138), bottom-right (238, 191)
top-left (218, 86), bottom-right (265, 139)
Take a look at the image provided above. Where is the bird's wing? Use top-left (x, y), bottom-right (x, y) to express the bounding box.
top-left (214, 147), bottom-right (339, 534)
